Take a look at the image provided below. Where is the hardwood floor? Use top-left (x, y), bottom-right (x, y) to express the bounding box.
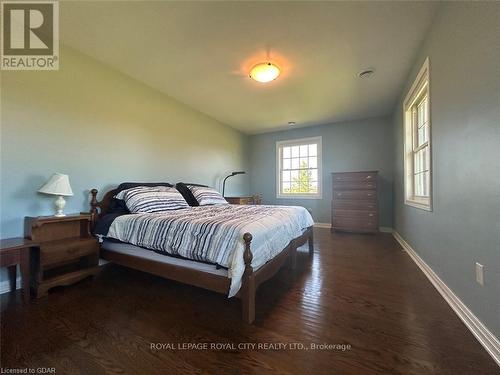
top-left (1, 228), bottom-right (498, 374)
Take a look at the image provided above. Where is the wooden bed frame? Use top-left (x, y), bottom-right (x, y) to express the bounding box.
top-left (89, 188), bottom-right (314, 324)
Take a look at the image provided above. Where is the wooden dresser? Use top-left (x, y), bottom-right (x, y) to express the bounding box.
top-left (331, 171), bottom-right (378, 233)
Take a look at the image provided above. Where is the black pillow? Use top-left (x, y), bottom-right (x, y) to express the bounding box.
top-left (107, 182), bottom-right (173, 214)
top-left (175, 182), bottom-right (208, 206)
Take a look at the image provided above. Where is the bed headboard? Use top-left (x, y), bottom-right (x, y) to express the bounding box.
top-left (90, 188), bottom-right (118, 228)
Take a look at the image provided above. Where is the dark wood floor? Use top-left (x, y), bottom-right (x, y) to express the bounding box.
top-left (1, 228), bottom-right (498, 374)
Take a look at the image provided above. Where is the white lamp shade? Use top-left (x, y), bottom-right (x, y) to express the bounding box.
top-left (38, 173), bottom-right (74, 196)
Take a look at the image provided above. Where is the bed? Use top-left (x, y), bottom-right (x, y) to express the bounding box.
top-left (89, 184), bottom-right (314, 323)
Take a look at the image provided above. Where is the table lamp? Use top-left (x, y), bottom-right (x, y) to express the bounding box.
top-left (222, 171), bottom-right (245, 197)
top-left (38, 173), bottom-right (74, 217)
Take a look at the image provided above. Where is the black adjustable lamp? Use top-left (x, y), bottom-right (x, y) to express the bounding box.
top-left (222, 171), bottom-right (245, 197)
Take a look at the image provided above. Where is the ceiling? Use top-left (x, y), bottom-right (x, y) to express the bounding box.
top-left (60, 1), bottom-right (438, 134)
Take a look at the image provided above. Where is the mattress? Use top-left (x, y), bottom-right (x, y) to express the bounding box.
top-left (101, 240), bottom-right (228, 277)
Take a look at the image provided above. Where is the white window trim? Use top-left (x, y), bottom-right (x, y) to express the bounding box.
top-left (276, 136), bottom-right (322, 199)
top-left (403, 57), bottom-right (433, 211)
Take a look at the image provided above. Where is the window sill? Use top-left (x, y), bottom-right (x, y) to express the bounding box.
top-left (405, 198), bottom-right (432, 212)
top-left (277, 194), bottom-right (322, 200)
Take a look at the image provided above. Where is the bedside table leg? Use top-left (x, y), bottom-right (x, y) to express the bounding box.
top-left (20, 248), bottom-right (31, 303)
top-left (7, 265), bottom-right (17, 292)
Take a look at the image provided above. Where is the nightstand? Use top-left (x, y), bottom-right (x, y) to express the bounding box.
top-left (25, 214), bottom-right (100, 298)
top-left (0, 238), bottom-right (38, 303)
top-left (225, 195), bottom-right (262, 205)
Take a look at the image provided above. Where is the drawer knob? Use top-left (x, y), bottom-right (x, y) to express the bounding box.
top-left (366, 176), bottom-right (372, 179)
top-left (369, 214), bottom-right (374, 217)
top-left (367, 194), bottom-right (372, 196)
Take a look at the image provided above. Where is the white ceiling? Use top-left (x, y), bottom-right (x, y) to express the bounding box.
top-left (60, 1), bottom-right (438, 134)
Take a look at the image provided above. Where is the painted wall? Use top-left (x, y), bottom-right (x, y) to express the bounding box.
top-left (0, 46), bottom-right (249, 240)
top-left (392, 3), bottom-right (500, 336)
top-left (249, 117), bottom-right (394, 226)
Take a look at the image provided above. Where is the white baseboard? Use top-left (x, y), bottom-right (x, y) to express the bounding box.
top-left (392, 231), bottom-right (500, 367)
top-left (313, 222), bottom-right (331, 229)
top-left (314, 223), bottom-right (394, 233)
top-left (0, 261), bottom-right (109, 296)
top-left (379, 226), bottom-right (393, 233)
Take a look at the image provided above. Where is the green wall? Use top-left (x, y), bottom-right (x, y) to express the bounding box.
top-left (392, 3), bottom-right (500, 337)
top-left (0, 46), bottom-right (249, 239)
top-left (249, 117), bottom-right (394, 226)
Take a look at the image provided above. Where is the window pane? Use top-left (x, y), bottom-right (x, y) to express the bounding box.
top-left (414, 148), bottom-right (427, 173)
top-left (309, 156), bottom-right (317, 168)
top-left (310, 181), bottom-right (318, 192)
top-left (418, 100), bottom-right (425, 127)
top-left (299, 157), bottom-right (308, 168)
top-left (300, 182), bottom-right (308, 193)
top-left (291, 170), bottom-right (299, 181)
top-left (299, 145), bottom-right (308, 157)
top-left (281, 171), bottom-right (290, 182)
top-left (291, 158), bottom-right (300, 169)
top-left (283, 147), bottom-right (291, 158)
top-left (310, 169), bottom-right (318, 181)
top-left (417, 124), bottom-right (428, 146)
top-left (308, 144), bottom-right (317, 156)
top-left (414, 174), bottom-right (422, 196)
top-left (291, 181), bottom-right (300, 192)
top-left (422, 170), bottom-right (430, 197)
top-left (291, 146), bottom-right (300, 157)
top-left (283, 158), bottom-right (291, 170)
top-left (282, 182), bottom-right (291, 193)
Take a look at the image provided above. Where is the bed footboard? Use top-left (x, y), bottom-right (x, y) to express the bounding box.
top-left (241, 233), bottom-right (255, 324)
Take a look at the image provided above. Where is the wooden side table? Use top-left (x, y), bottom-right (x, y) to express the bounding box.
top-left (0, 238), bottom-right (38, 303)
top-left (25, 214), bottom-right (100, 298)
top-left (225, 195), bottom-right (262, 205)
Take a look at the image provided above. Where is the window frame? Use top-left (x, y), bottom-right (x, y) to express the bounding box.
top-left (403, 57), bottom-right (433, 211)
top-left (276, 136), bottom-right (323, 199)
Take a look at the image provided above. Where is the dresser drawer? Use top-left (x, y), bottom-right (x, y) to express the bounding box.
top-left (332, 217), bottom-right (378, 231)
top-left (332, 199), bottom-right (377, 211)
top-left (332, 172), bottom-right (377, 183)
top-left (333, 209), bottom-right (377, 220)
top-left (332, 190), bottom-right (376, 201)
top-left (40, 238), bottom-right (98, 267)
top-left (332, 180), bottom-right (377, 191)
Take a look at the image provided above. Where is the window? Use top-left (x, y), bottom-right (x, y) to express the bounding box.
top-left (404, 58), bottom-right (432, 210)
top-left (276, 136), bottom-right (322, 199)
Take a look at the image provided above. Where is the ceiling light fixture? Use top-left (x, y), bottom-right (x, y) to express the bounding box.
top-left (249, 62), bottom-right (280, 83)
top-left (288, 121), bottom-right (296, 126)
top-left (358, 69), bottom-right (375, 79)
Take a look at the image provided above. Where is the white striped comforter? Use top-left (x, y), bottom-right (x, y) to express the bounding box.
top-left (107, 204), bottom-right (314, 297)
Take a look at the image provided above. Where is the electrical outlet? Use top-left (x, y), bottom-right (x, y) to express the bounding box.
top-left (475, 262), bottom-right (484, 286)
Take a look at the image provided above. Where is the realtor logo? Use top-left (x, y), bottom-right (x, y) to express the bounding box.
top-left (1, 0), bottom-right (59, 70)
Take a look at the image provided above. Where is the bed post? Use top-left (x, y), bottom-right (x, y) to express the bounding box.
top-left (90, 189), bottom-right (99, 230)
top-left (308, 226), bottom-right (314, 257)
top-left (242, 233), bottom-right (255, 324)
top-left (290, 240), bottom-right (297, 271)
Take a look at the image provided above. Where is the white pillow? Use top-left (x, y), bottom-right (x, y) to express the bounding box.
top-left (188, 186), bottom-right (228, 206)
top-left (116, 186), bottom-right (189, 213)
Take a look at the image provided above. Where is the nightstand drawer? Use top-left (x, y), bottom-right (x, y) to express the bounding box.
top-left (40, 238), bottom-right (98, 267)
